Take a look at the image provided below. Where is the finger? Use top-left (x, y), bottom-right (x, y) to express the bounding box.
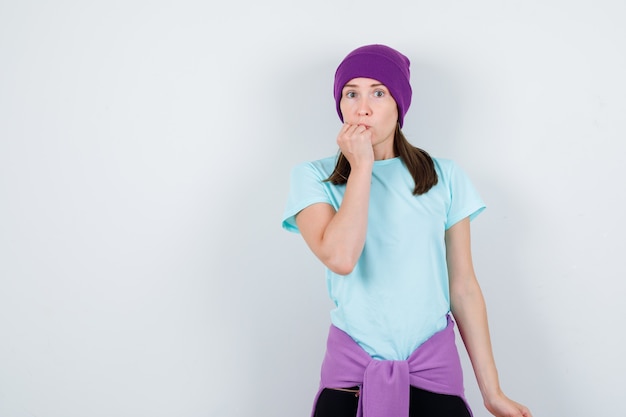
top-left (340, 122), bottom-right (353, 133)
top-left (346, 125), bottom-right (367, 140)
top-left (341, 123), bottom-right (359, 137)
top-left (337, 124), bottom-right (355, 145)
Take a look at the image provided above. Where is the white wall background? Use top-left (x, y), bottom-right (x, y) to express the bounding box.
top-left (1, 1), bottom-right (624, 416)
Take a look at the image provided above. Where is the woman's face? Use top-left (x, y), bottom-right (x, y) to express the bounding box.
top-left (339, 77), bottom-right (399, 150)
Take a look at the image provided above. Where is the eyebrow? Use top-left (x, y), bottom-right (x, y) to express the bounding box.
top-left (343, 83), bottom-right (386, 89)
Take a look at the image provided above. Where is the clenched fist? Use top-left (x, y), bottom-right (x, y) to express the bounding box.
top-left (337, 123), bottom-right (375, 169)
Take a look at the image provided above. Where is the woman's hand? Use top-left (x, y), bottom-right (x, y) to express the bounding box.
top-left (484, 391), bottom-right (532, 417)
top-left (337, 123), bottom-right (374, 169)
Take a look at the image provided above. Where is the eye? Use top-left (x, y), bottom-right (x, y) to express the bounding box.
top-left (373, 89), bottom-right (385, 98)
top-left (345, 91), bottom-right (357, 98)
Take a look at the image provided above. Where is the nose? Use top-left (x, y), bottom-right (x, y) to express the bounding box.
top-left (357, 97), bottom-right (371, 117)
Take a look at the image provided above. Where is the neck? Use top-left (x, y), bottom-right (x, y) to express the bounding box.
top-left (373, 140), bottom-right (396, 161)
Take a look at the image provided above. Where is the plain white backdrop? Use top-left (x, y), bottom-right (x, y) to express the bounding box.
top-left (1, 1), bottom-right (625, 416)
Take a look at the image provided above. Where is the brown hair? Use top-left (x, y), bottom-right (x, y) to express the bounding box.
top-left (325, 125), bottom-right (438, 195)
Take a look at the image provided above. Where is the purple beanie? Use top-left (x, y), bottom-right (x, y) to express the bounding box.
top-left (333, 44), bottom-right (412, 127)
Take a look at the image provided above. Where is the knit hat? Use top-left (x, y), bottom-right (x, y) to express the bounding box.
top-left (333, 44), bottom-right (412, 127)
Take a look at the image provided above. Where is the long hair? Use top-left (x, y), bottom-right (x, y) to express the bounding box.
top-left (325, 125), bottom-right (438, 195)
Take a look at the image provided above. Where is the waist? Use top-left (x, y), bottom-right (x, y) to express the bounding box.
top-left (320, 315), bottom-right (465, 395)
top-left (330, 310), bottom-right (450, 360)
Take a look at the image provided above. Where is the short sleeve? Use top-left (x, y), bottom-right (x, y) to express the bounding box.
top-left (281, 162), bottom-right (334, 233)
top-left (445, 161), bottom-right (486, 230)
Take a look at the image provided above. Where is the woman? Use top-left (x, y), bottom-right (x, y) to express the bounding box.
top-left (282, 44), bottom-right (532, 417)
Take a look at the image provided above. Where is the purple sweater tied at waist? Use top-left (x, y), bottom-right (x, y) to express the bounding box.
top-left (311, 315), bottom-right (473, 417)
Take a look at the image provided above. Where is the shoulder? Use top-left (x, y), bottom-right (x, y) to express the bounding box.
top-left (290, 155), bottom-right (338, 179)
top-left (307, 154), bottom-right (338, 170)
top-left (431, 157), bottom-right (478, 191)
top-left (432, 157), bottom-right (460, 178)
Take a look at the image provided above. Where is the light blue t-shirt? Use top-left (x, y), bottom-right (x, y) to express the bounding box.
top-left (282, 156), bottom-right (485, 360)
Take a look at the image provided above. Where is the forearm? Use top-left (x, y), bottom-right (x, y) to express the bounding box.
top-left (320, 164), bottom-right (372, 274)
top-left (446, 219), bottom-right (532, 417)
top-left (451, 280), bottom-right (503, 402)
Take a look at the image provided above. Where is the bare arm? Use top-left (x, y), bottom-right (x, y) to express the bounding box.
top-left (446, 218), bottom-right (532, 417)
top-left (295, 123), bottom-right (374, 275)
